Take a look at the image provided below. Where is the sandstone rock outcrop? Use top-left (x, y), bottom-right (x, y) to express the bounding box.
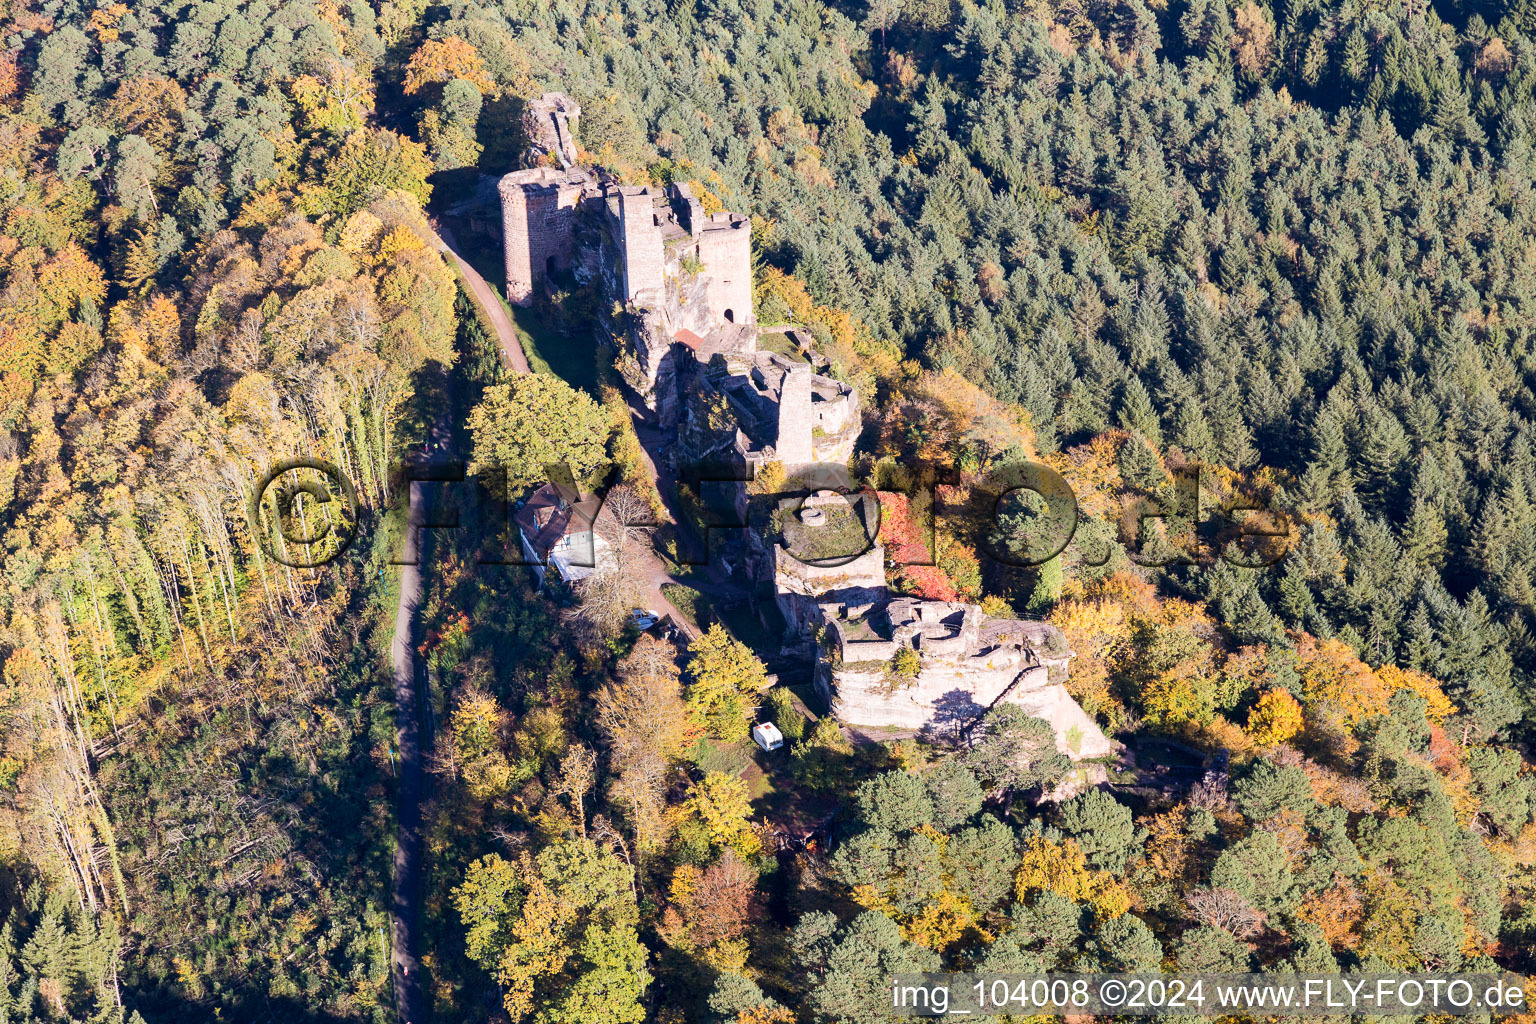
top-left (816, 598), bottom-right (1112, 758)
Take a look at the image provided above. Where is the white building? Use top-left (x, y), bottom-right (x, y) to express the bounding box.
top-left (515, 482), bottom-right (619, 585)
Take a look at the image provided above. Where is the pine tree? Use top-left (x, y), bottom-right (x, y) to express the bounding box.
top-left (112, 136), bottom-right (160, 222)
top-left (1116, 377), bottom-right (1164, 447)
top-left (1058, 789), bottom-right (1145, 875)
top-left (1204, 370), bottom-right (1258, 469)
top-left (1401, 496), bottom-right (1447, 571)
top-left (1342, 28), bottom-right (1371, 82)
top-left (1027, 555), bottom-right (1063, 612)
top-left (1308, 407), bottom-right (1350, 500)
top-left (1172, 396), bottom-right (1218, 463)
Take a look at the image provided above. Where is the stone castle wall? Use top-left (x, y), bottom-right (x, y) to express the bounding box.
top-left (759, 364), bottom-right (860, 469)
top-left (496, 97), bottom-right (1108, 765)
top-left (495, 103), bottom-right (763, 423)
top-left (804, 596), bottom-right (1114, 759)
top-left (809, 379), bottom-right (859, 465)
top-left (522, 93), bottom-right (581, 169)
top-left (826, 656), bottom-right (1113, 759)
top-left (776, 364), bottom-right (815, 466)
top-left (828, 657), bottom-right (1041, 729)
top-left (774, 543), bottom-right (887, 639)
top-left (614, 187), bottom-right (665, 306)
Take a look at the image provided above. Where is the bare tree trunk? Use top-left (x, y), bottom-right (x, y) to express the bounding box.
top-left (205, 540), bottom-right (237, 642)
top-left (103, 538), bottom-right (149, 648)
top-left (80, 557), bottom-right (121, 737)
top-left (154, 551), bottom-right (195, 674)
top-left (176, 530), bottom-right (215, 667)
top-left (43, 789), bottom-right (95, 914)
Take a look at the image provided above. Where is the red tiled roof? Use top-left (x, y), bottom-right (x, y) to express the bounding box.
top-left (674, 328), bottom-right (704, 351)
top-left (514, 483), bottom-right (621, 559)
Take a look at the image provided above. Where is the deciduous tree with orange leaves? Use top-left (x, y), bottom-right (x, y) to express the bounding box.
top-left (403, 36), bottom-right (496, 96)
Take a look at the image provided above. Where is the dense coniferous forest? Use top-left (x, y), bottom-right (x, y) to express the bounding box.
top-left (429, 0), bottom-right (1536, 727)
top-left (0, 0), bottom-right (1533, 1019)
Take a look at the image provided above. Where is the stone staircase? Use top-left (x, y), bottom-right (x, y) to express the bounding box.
top-left (959, 648), bottom-right (1043, 741)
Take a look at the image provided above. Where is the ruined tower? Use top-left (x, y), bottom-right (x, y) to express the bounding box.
top-left (776, 363), bottom-right (814, 466)
top-left (521, 93), bottom-right (581, 169)
top-left (612, 186), bottom-right (665, 307)
top-left (495, 115), bottom-right (756, 386)
top-left (498, 167), bottom-right (592, 306)
top-left (694, 213), bottom-right (753, 326)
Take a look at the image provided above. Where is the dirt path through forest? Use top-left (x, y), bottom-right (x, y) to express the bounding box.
top-left (388, 230), bottom-right (713, 1022)
top-left (389, 477), bottom-right (427, 1024)
top-left (386, 221), bottom-right (513, 1024)
top-left (432, 223), bottom-right (531, 375)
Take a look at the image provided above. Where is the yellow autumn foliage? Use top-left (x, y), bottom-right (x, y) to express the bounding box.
top-left (1297, 636), bottom-right (1393, 725)
top-left (899, 888), bottom-right (979, 951)
top-left (1247, 688), bottom-right (1304, 745)
top-left (1375, 664), bottom-right (1456, 723)
top-left (734, 1008), bottom-right (796, 1024)
top-left (679, 772), bottom-right (762, 858)
top-left (1013, 836), bottom-right (1130, 920)
top-left (669, 864), bottom-right (700, 907)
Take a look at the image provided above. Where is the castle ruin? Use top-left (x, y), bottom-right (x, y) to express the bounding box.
top-left (495, 94), bottom-right (1107, 763)
top-left (497, 94), bottom-right (855, 469)
top-left (772, 492), bottom-right (1112, 760)
top-left (521, 92), bottom-right (581, 169)
top-left (498, 165), bottom-right (590, 306)
top-left (821, 597), bottom-right (1111, 758)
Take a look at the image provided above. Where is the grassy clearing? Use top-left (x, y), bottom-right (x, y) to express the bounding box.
top-left (779, 499), bottom-right (875, 563)
top-left (758, 330), bottom-right (810, 363)
top-left (510, 305), bottom-right (599, 395)
top-left (692, 736), bottom-right (778, 802)
top-left (661, 582), bottom-right (706, 629)
top-left (692, 735), bottom-right (755, 776)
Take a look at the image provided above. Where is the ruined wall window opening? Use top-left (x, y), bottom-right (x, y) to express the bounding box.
top-left (724, 308), bottom-right (735, 323)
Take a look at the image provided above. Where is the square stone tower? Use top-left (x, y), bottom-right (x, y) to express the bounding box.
top-left (775, 363), bottom-right (815, 467)
top-left (612, 186), bottom-right (665, 307)
top-left (694, 212), bottom-right (753, 326)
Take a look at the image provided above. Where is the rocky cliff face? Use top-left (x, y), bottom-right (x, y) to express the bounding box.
top-left (825, 660), bottom-right (1112, 758)
top-left (774, 544), bottom-right (887, 641)
top-left (815, 605), bottom-right (1113, 758)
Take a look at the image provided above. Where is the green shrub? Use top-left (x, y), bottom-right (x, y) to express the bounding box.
top-left (765, 688), bottom-right (806, 743)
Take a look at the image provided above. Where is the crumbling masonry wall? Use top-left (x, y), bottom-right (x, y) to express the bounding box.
top-left (776, 364), bottom-right (815, 467)
top-left (495, 98), bottom-right (760, 414)
top-left (828, 655), bottom-right (1112, 758)
top-left (614, 187), bottom-right (665, 307)
top-left (799, 594), bottom-right (1114, 759)
top-left (522, 93), bottom-right (581, 169)
top-left (774, 543), bottom-right (887, 640)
